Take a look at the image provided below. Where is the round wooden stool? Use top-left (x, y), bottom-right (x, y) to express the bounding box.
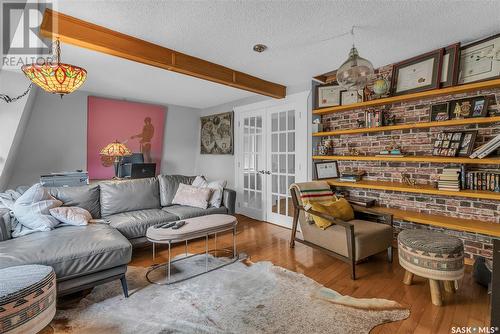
top-left (0, 265), bottom-right (56, 333)
top-left (398, 229), bottom-right (464, 306)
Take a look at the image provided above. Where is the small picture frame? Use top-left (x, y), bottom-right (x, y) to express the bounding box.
top-left (457, 130), bottom-right (477, 156)
top-left (471, 97), bottom-right (489, 117)
top-left (340, 90), bottom-right (363, 105)
top-left (315, 161), bottom-right (339, 180)
top-left (432, 131), bottom-right (463, 157)
top-left (450, 99), bottom-right (473, 119)
top-left (316, 84), bottom-right (342, 108)
top-left (430, 102), bottom-right (450, 122)
top-left (391, 48), bottom-right (444, 96)
top-left (441, 43), bottom-right (460, 88)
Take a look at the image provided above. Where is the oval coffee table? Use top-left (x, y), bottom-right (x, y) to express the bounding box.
top-left (145, 214), bottom-right (238, 285)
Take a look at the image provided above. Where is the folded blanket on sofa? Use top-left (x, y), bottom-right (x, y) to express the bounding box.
top-left (289, 181), bottom-right (335, 221)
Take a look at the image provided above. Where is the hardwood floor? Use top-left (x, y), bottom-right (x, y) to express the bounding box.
top-left (130, 214), bottom-right (491, 334)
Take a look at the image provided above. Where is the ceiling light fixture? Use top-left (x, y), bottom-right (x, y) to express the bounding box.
top-left (253, 44), bottom-right (267, 53)
top-left (336, 26), bottom-right (374, 90)
top-left (21, 39), bottom-right (87, 98)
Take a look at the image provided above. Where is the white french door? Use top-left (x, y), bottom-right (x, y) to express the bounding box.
top-left (235, 92), bottom-right (309, 228)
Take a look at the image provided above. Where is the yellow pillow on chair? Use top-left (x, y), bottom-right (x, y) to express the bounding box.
top-left (309, 198), bottom-right (355, 229)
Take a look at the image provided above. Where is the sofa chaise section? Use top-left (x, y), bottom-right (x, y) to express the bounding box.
top-left (0, 221), bottom-right (131, 296)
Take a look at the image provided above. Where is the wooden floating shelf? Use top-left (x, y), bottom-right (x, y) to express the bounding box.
top-left (326, 179), bottom-right (500, 201)
top-left (313, 78), bottom-right (500, 115)
top-left (313, 116), bottom-right (500, 137)
top-left (367, 206), bottom-right (500, 237)
top-left (313, 155), bottom-right (500, 165)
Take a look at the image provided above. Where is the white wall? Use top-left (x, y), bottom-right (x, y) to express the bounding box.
top-left (0, 71), bottom-right (37, 190)
top-left (194, 83), bottom-right (312, 189)
top-left (8, 90), bottom-right (200, 188)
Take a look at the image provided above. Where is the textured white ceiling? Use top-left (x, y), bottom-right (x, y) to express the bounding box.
top-left (45, 0), bottom-right (500, 107)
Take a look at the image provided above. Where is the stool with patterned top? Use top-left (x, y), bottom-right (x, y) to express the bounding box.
top-left (0, 265), bottom-right (56, 334)
top-left (398, 229), bottom-right (464, 306)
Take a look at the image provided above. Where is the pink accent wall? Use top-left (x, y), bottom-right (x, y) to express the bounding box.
top-left (87, 96), bottom-right (166, 180)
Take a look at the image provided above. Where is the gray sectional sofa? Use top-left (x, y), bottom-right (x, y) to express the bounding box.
top-left (0, 175), bottom-right (236, 297)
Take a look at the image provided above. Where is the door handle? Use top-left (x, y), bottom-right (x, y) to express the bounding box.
top-left (265, 171), bottom-right (271, 175)
top-left (258, 170), bottom-right (265, 174)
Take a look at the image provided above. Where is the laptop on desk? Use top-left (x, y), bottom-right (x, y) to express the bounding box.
top-left (128, 163), bottom-right (156, 179)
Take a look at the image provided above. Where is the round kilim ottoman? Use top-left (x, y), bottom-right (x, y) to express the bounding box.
top-left (398, 229), bottom-right (464, 306)
top-left (0, 265), bottom-right (56, 334)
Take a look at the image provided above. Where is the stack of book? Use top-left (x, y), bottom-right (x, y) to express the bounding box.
top-left (470, 134), bottom-right (500, 159)
top-left (465, 170), bottom-right (500, 191)
top-left (339, 171), bottom-right (366, 182)
top-left (438, 167), bottom-right (461, 191)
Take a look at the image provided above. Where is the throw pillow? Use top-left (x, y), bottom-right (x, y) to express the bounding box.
top-left (172, 183), bottom-right (212, 209)
top-left (192, 176), bottom-right (227, 208)
top-left (309, 198), bottom-right (355, 229)
top-left (12, 183), bottom-right (62, 232)
top-left (49, 206), bottom-right (92, 226)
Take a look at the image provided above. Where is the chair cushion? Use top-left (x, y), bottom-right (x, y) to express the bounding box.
top-left (100, 178), bottom-right (160, 217)
top-left (298, 213), bottom-right (392, 261)
top-left (310, 198), bottom-right (354, 229)
top-left (48, 184), bottom-right (101, 219)
top-left (158, 175), bottom-right (196, 206)
top-left (0, 224), bottom-right (132, 281)
top-left (107, 209), bottom-right (179, 239)
top-left (162, 205), bottom-right (228, 220)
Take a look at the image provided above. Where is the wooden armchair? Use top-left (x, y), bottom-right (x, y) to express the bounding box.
top-left (289, 187), bottom-right (393, 280)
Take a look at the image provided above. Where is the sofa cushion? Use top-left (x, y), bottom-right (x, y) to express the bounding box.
top-left (100, 178), bottom-right (160, 217)
top-left (48, 184), bottom-right (101, 218)
top-left (162, 205), bottom-right (228, 220)
top-left (0, 224), bottom-right (131, 281)
top-left (12, 183), bottom-right (62, 235)
top-left (172, 183), bottom-right (212, 209)
top-left (158, 175), bottom-right (196, 207)
top-left (49, 206), bottom-right (92, 226)
top-left (107, 209), bottom-right (178, 239)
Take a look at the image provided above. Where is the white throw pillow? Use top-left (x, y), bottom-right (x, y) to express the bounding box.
top-left (192, 176), bottom-right (227, 208)
top-left (12, 183), bottom-right (62, 232)
top-left (172, 183), bottom-right (212, 209)
top-left (49, 206), bottom-right (92, 226)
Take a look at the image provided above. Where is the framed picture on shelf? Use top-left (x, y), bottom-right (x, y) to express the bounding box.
top-left (457, 130), bottom-right (477, 156)
top-left (340, 90), bottom-right (363, 105)
top-left (441, 43), bottom-right (460, 87)
top-left (470, 96), bottom-right (489, 117)
top-left (430, 102), bottom-right (450, 121)
top-left (391, 48), bottom-right (444, 96)
top-left (315, 161), bottom-right (339, 180)
top-left (450, 98), bottom-right (473, 119)
top-left (458, 33), bottom-right (500, 84)
top-left (433, 131), bottom-right (463, 157)
top-left (316, 84), bottom-right (342, 108)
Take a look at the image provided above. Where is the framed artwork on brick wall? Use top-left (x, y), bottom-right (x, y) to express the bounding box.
top-left (458, 33), bottom-right (500, 84)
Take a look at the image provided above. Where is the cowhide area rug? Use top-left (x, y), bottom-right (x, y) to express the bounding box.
top-left (50, 255), bottom-right (409, 333)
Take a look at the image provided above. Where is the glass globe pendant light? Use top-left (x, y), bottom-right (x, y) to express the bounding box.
top-left (336, 26), bottom-right (374, 90)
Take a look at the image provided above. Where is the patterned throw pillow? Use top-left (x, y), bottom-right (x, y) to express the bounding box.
top-left (309, 198), bottom-right (355, 229)
top-left (172, 183), bottom-right (213, 209)
top-left (192, 176), bottom-right (227, 208)
top-left (49, 206), bottom-right (92, 226)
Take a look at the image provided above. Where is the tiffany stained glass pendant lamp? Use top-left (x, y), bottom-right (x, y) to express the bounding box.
top-left (21, 39), bottom-right (87, 97)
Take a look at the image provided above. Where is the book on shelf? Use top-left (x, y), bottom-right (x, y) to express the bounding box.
top-left (470, 134), bottom-right (500, 159)
top-left (375, 154), bottom-right (405, 157)
top-left (465, 170), bottom-right (500, 191)
top-left (339, 177), bottom-right (361, 182)
top-left (339, 171), bottom-right (365, 183)
top-left (347, 197), bottom-right (376, 207)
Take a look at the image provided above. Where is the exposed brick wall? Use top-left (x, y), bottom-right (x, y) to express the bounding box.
top-left (319, 65), bottom-right (500, 260)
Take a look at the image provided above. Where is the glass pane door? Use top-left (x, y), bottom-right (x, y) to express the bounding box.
top-left (267, 108), bottom-right (296, 227)
top-left (239, 112), bottom-right (265, 219)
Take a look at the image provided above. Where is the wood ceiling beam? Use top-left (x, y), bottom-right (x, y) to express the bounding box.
top-left (40, 9), bottom-right (286, 99)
